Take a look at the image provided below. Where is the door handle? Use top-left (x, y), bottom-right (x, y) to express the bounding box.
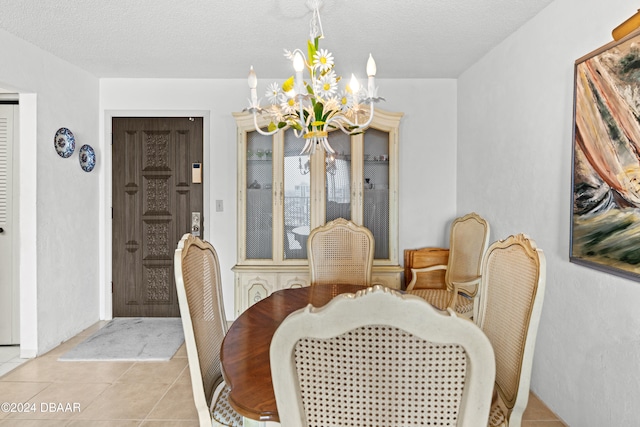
top-left (191, 212), bottom-right (200, 237)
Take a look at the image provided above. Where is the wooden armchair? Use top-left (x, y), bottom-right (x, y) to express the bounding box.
top-left (406, 212), bottom-right (490, 319)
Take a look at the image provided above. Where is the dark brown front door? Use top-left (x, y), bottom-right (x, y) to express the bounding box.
top-left (112, 117), bottom-right (203, 317)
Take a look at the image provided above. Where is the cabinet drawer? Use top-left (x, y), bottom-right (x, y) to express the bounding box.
top-left (235, 272), bottom-right (277, 316)
top-left (278, 272), bottom-right (311, 290)
top-left (371, 272), bottom-right (402, 289)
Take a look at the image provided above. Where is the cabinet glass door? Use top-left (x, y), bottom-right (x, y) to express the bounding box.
top-left (283, 130), bottom-right (310, 260)
top-left (325, 132), bottom-right (352, 222)
top-left (363, 128), bottom-right (390, 259)
top-left (245, 131), bottom-right (273, 259)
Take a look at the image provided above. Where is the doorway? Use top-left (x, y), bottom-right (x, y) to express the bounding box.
top-left (0, 101), bottom-right (19, 344)
top-left (111, 117), bottom-right (204, 317)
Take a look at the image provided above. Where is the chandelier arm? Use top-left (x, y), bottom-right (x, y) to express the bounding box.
top-left (325, 103), bottom-right (375, 134)
top-left (355, 102), bottom-right (376, 129)
top-left (252, 112), bottom-right (279, 136)
top-left (293, 127), bottom-right (308, 139)
top-left (300, 138), bottom-right (314, 155)
top-left (325, 118), bottom-right (352, 134)
top-left (325, 110), bottom-right (361, 130)
top-left (321, 138), bottom-right (336, 153)
top-left (298, 97), bottom-right (306, 133)
top-left (312, 69), bottom-right (320, 98)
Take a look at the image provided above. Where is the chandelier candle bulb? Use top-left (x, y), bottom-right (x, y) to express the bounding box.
top-left (248, 66), bottom-right (258, 106)
top-left (367, 54), bottom-right (376, 97)
top-left (367, 54), bottom-right (376, 76)
top-left (350, 74), bottom-right (360, 95)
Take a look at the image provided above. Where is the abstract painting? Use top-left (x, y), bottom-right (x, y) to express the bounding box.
top-left (571, 31), bottom-right (640, 280)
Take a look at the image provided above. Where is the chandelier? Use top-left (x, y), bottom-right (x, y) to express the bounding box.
top-left (245, 0), bottom-right (383, 155)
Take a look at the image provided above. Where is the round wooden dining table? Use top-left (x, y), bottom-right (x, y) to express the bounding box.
top-left (221, 283), bottom-right (367, 423)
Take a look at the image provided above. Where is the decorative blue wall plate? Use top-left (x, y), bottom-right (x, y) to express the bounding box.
top-left (79, 144), bottom-right (96, 172)
top-left (54, 127), bottom-right (75, 158)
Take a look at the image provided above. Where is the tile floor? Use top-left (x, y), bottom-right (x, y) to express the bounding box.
top-left (0, 346), bottom-right (29, 378)
top-left (0, 321), bottom-right (568, 426)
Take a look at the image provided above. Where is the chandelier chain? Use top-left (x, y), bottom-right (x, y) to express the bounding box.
top-left (308, 0), bottom-right (324, 40)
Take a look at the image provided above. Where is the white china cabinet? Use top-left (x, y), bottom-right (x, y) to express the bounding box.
top-left (232, 108), bottom-right (403, 315)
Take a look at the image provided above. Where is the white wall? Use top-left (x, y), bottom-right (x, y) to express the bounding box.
top-left (99, 78), bottom-right (458, 316)
top-left (458, 0), bottom-right (640, 424)
top-left (388, 79), bottom-right (458, 251)
top-left (0, 29), bottom-right (100, 355)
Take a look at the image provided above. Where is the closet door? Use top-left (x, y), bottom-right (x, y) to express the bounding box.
top-left (0, 104), bottom-right (18, 344)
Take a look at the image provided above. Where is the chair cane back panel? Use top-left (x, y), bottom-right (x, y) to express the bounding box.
top-left (475, 234), bottom-right (546, 427)
top-left (307, 217), bottom-right (375, 287)
top-left (445, 212), bottom-right (490, 296)
top-left (271, 285), bottom-right (496, 427)
top-left (174, 234), bottom-right (243, 427)
top-left (295, 326), bottom-right (468, 426)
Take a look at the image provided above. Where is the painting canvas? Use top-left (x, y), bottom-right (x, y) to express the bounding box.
top-left (571, 31), bottom-right (640, 280)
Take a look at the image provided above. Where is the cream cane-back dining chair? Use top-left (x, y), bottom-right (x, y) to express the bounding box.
top-left (270, 285), bottom-right (496, 427)
top-left (406, 212), bottom-right (490, 319)
top-left (307, 217), bottom-right (374, 286)
top-left (174, 234), bottom-right (243, 427)
top-left (475, 234), bottom-right (546, 427)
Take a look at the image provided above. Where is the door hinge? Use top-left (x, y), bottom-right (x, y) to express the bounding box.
top-left (111, 207), bottom-right (113, 219)
top-left (111, 282), bottom-right (113, 293)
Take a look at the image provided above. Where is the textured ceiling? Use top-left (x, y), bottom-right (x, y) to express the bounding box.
top-left (0, 0), bottom-right (555, 79)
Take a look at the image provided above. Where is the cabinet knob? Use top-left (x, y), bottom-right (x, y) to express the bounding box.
top-left (0, 227), bottom-right (4, 233)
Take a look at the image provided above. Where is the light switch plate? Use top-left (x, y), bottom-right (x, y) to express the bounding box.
top-left (215, 200), bottom-right (223, 212)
